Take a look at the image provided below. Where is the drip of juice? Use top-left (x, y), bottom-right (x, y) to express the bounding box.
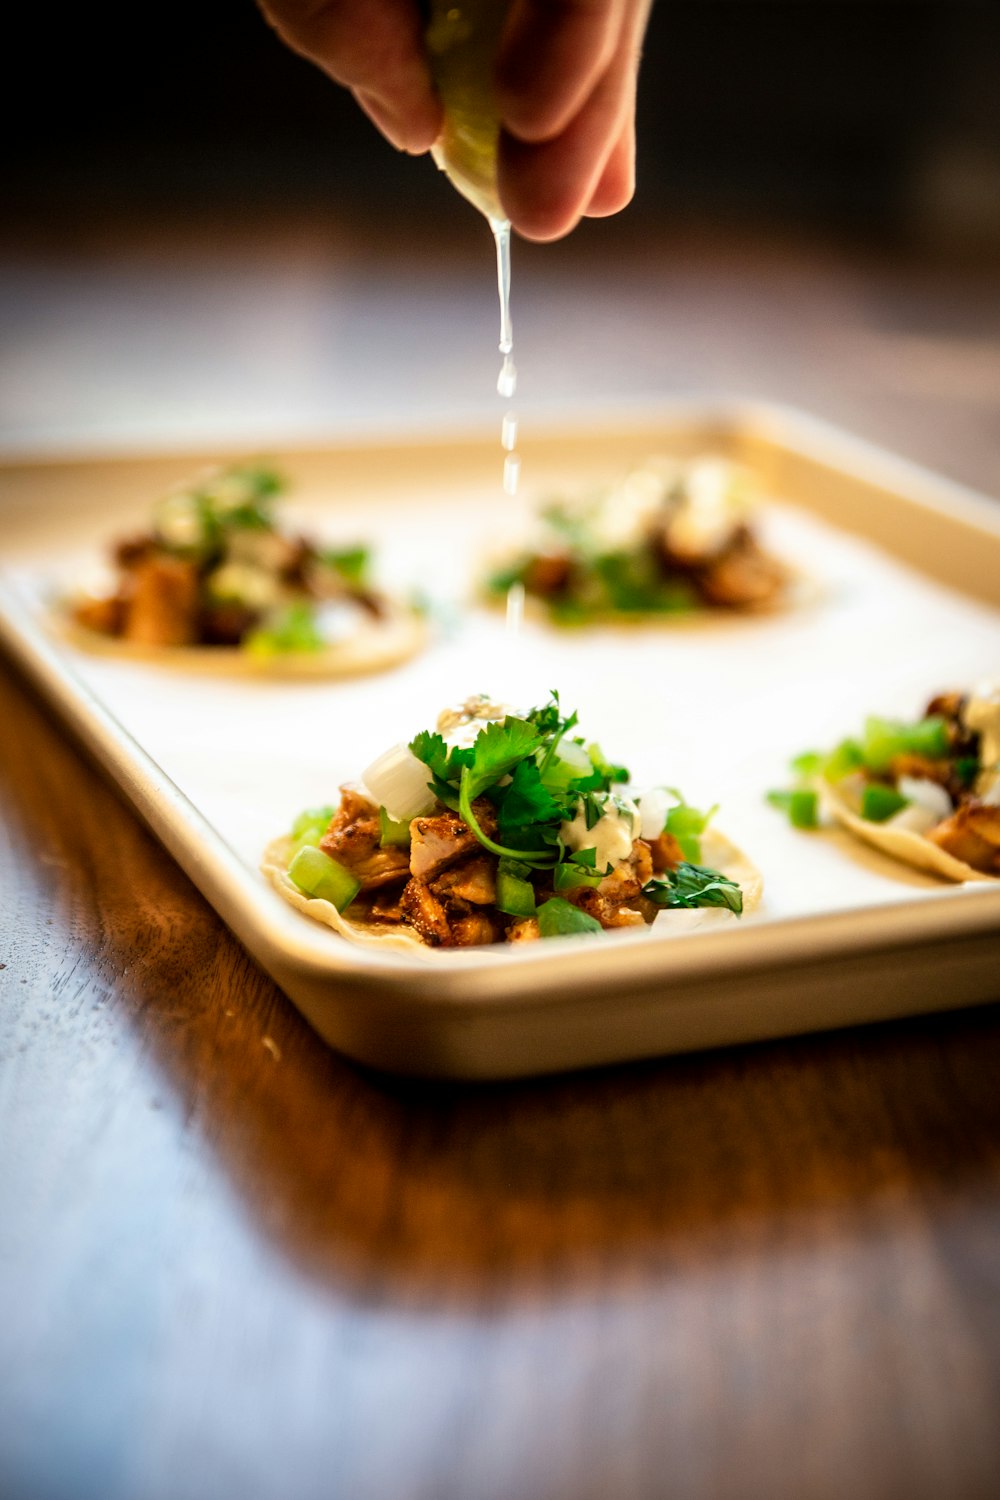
top-left (505, 580), bottom-right (525, 635)
top-left (501, 411), bottom-right (517, 450)
top-left (502, 453), bottom-right (521, 495)
top-left (497, 357), bottom-right (517, 400)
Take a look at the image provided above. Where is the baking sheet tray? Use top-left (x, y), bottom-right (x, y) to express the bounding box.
top-left (2, 400), bottom-right (999, 1078)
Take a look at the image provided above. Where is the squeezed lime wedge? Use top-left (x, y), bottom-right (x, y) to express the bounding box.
top-left (426, 0), bottom-right (510, 219)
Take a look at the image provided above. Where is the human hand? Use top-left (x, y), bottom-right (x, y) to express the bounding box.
top-left (495, 0), bottom-right (653, 240)
top-left (258, 0), bottom-right (653, 242)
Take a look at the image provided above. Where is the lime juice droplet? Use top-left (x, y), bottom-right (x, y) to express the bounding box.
top-left (503, 453), bottom-right (520, 495)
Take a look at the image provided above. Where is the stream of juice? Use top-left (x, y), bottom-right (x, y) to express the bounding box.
top-left (492, 216), bottom-right (520, 496)
top-left (425, 2), bottom-right (520, 501)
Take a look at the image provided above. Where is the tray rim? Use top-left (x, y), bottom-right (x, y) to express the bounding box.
top-left (2, 397), bottom-right (999, 1075)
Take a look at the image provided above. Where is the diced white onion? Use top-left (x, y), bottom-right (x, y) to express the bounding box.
top-left (554, 739), bottom-right (592, 780)
top-left (896, 776), bottom-right (952, 822)
top-left (638, 786), bottom-right (679, 840)
top-left (361, 742), bottom-right (437, 822)
top-left (886, 804), bottom-right (939, 836)
top-left (312, 601), bottom-right (364, 644)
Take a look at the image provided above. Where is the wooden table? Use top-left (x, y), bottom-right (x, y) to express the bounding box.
top-left (3, 229), bottom-right (1000, 1500)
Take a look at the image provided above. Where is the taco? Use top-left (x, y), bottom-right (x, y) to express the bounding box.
top-left (61, 463), bottom-right (425, 676)
top-left (482, 456), bottom-right (798, 624)
top-left (769, 682), bottom-right (1000, 881)
top-left (263, 693), bottom-right (763, 951)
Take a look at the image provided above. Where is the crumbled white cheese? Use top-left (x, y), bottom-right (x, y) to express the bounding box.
top-left (665, 458), bottom-right (753, 561)
top-left (205, 563), bottom-right (284, 610)
top-left (437, 695), bottom-right (515, 748)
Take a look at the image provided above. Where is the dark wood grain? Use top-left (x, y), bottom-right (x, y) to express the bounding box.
top-left (4, 241), bottom-right (1000, 1500)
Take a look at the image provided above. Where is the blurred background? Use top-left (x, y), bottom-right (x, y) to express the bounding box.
top-left (3, 0), bottom-right (1000, 487)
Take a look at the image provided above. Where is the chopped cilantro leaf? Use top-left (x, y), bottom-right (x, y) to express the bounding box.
top-left (322, 545), bottom-right (371, 586)
top-left (790, 750), bottom-right (823, 778)
top-left (408, 730), bottom-right (473, 785)
top-left (585, 743), bottom-right (630, 786)
top-left (766, 788), bottom-right (820, 829)
top-left (467, 717), bottom-right (543, 798)
top-left (642, 863), bottom-right (743, 915)
top-left (525, 691), bottom-right (576, 738)
top-left (496, 758), bottom-right (564, 834)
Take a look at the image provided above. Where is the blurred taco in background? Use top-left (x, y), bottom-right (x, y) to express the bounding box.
top-left (62, 463), bottom-right (425, 676)
top-left (483, 456), bottom-right (801, 625)
top-left (769, 682), bottom-right (1000, 881)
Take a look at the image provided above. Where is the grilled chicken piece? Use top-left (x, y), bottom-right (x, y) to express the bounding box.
top-left (367, 884), bottom-right (406, 923)
top-left (399, 878), bottom-right (502, 946)
top-left (889, 753), bottom-right (953, 787)
top-left (73, 593), bottom-right (126, 636)
top-left (399, 880), bottom-right (451, 944)
top-left (409, 800), bottom-right (498, 881)
top-left (113, 533), bottom-right (157, 569)
top-left (524, 553), bottom-right (573, 597)
top-left (925, 692), bottom-right (966, 724)
top-left (645, 830), bottom-right (684, 873)
top-left (122, 555), bottom-right (200, 646)
top-left (571, 892), bottom-right (649, 929)
top-left (926, 800), bottom-right (1000, 875)
top-left (448, 910), bottom-right (505, 946)
top-left (201, 601), bottom-right (258, 646)
top-left (319, 786), bottom-right (411, 889)
top-left (568, 844), bottom-right (656, 929)
top-left (696, 536), bottom-right (787, 609)
top-left (428, 855), bottom-right (497, 906)
top-left (506, 917), bottom-right (541, 943)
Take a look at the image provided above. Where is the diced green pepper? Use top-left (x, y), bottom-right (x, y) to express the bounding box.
top-left (821, 738), bottom-right (864, 782)
top-left (496, 867), bottom-right (537, 917)
top-left (766, 788), bottom-right (820, 829)
top-left (860, 784), bottom-right (910, 823)
top-left (245, 601), bottom-right (324, 658)
top-left (288, 845), bottom-right (360, 912)
top-left (553, 860), bottom-right (602, 893)
top-left (664, 799), bottom-right (715, 863)
top-left (289, 805), bottom-right (335, 854)
top-left (539, 739), bottom-right (592, 793)
top-left (378, 806), bottom-right (411, 848)
top-left (536, 897), bottom-right (602, 937)
top-left (861, 715), bottom-right (949, 773)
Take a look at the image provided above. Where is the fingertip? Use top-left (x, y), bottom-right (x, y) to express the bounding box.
top-left (355, 88), bottom-right (442, 154)
top-left (497, 136), bottom-right (588, 242)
